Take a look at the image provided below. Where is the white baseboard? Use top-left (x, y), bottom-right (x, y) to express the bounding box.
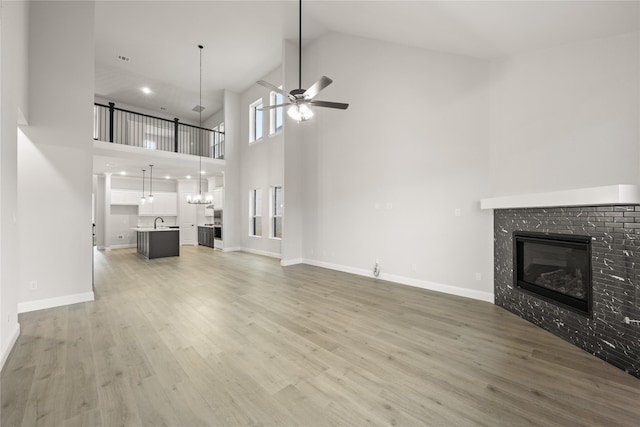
top-left (241, 247), bottom-right (281, 259)
top-left (97, 245), bottom-right (105, 250)
top-left (109, 243), bottom-right (136, 250)
top-left (222, 246), bottom-right (241, 252)
top-left (1, 323), bottom-right (20, 371)
top-left (301, 258), bottom-right (494, 303)
top-left (281, 258), bottom-right (303, 267)
top-left (18, 291), bottom-right (95, 314)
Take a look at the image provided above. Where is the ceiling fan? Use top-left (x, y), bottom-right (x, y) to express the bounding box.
top-left (257, 0), bottom-right (349, 122)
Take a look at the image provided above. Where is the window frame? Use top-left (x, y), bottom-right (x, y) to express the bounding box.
top-left (249, 99), bottom-right (263, 143)
top-left (210, 122), bottom-right (225, 159)
top-left (269, 90), bottom-right (284, 135)
top-left (249, 188), bottom-right (263, 237)
top-left (270, 186), bottom-right (283, 240)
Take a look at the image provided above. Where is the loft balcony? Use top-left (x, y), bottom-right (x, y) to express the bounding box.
top-left (93, 102), bottom-right (224, 160)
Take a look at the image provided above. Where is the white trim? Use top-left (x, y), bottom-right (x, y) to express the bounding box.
top-left (481, 185), bottom-right (640, 210)
top-left (301, 258), bottom-right (494, 303)
top-left (269, 90), bottom-right (284, 135)
top-left (241, 247), bottom-right (281, 259)
top-left (97, 245), bottom-right (105, 250)
top-left (280, 258), bottom-right (303, 267)
top-left (249, 98), bottom-right (264, 143)
top-left (1, 323), bottom-right (20, 370)
top-left (222, 246), bottom-right (241, 252)
top-left (18, 291), bottom-right (95, 314)
top-left (109, 243), bottom-right (136, 250)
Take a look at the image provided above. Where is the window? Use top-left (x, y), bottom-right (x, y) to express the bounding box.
top-left (249, 99), bottom-right (263, 143)
top-left (143, 139), bottom-right (156, 150)
top-left (211, 122), bottom-right (225, 159)
top-left (271, 186), bottom-right (283, 239)
top-left (250, 188), bottom-right (262, 237)
top-left (270, 90), bottom-right (283, 135)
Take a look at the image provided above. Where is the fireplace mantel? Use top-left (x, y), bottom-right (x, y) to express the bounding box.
top-left (480, 185), bottom-right (640, 210)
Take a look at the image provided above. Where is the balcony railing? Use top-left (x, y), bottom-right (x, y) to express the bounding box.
top-left (93, 102), bottom-right (224, 159)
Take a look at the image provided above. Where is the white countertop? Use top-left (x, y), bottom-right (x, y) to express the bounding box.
top-left (480, 185), bottom-right (640, 210)
top-left (132, 227), bottom-right (180, 232)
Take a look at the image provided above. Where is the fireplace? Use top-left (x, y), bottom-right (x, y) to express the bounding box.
top-left (513, 231), bottom-right (592, 316)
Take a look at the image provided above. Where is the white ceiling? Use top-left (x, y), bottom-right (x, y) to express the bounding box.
top-left (93, 0), bottom-right (639, 178)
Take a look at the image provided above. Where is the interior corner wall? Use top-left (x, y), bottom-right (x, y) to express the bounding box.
top-left (222, 89), bottom-right (241, 250)
top-left (0, 0), bottom-right (28, 368)
top-left (298, 32), bottom-right (494, 300)
top-left (238, 66), bottom-right (284, 257)
top-left (489, 31), bottom-right (640, 196)
top-left (17, 1), bottom-right (95, 312)
top-left (281, 40), bottom-right (305, 264)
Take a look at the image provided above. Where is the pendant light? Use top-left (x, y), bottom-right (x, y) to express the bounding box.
top-left (140, 169), bottom-right (146, 204)
top-left (187, 44), bottom-right (213, 205)
top-left (148, 164), bottom-right (154, 203)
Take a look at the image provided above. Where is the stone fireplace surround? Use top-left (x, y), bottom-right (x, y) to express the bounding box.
top-left (482, 185), bottom-right (640, 378)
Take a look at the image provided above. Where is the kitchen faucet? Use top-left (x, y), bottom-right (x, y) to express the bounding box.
top-left (154, 217), bottom-right (164, 229)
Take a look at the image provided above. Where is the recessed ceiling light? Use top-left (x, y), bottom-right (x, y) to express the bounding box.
top-left (165, 175), bottom-right (170, 180)
top-left (200, 170), bottom-right (206, 175)
top-left (160, 107), bottom-right (167, 111)
top-left (120, 171), bottom-right (127, 176)
top-left (141, 87), bottom-right (151, 95)
top-left (186, 175), bottom-right (191, 179)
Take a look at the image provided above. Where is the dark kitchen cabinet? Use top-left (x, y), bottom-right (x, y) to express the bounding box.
top-left (198, 227), bottom-right (215, 248)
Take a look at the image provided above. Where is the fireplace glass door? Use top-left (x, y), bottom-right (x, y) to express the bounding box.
top-left (514, 232), bottom-right (591, 315)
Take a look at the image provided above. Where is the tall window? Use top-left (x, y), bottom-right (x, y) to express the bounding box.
top-left (271, 186), bottom-right (283, 239)
top-left (249, 99), bottom-right (263, 143)
top-left (270, 90), bottom-right (283, 135)
top-left (250, 188), bottom-right (262, 237)
top-left (211, 122), bottom-right (225, 159)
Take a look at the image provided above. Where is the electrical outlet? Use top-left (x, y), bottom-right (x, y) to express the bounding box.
top-left (454, 208), bottom-right (461, 217)
top-left (117, 234), bottom-right (124, 240)
top-left (29, 280), bottom-right (38, 290)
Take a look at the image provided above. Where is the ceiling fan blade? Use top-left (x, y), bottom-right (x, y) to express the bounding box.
top-left (303, 76), bottom-right (333, 99)
top-left (309, 100), bottom-right (349, 110)
top-left (256, 80), bottom-right (295, 101)
top-left (257, 103), bottom-right (292, 111)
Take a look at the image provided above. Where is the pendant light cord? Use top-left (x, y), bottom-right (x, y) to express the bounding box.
top-left (199, 44), bottom-right (203, 197)
top-left (298, 0), bottom-right (302, 89)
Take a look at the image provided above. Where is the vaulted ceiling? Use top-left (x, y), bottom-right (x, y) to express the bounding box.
top-left (95, 1), bottom-right (639, 123)
top-left (93, 1), bottom-right (639, 178)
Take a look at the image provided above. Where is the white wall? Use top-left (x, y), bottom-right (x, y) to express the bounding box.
top-left (204, 108), bottom-right (225, 130)
top-left (238, 66), bottom-right (284, 257)
top-left (17, 1), bottom-right (95, 313)
top-left (297, 32), bottom-right (495, 301)
top-left (0, 0), bottom-right (28, 368)
top-left (490, 32), bottom-right (640, 195)
top-left (281, 40), bottom-right (305, 265)
top-left (222, 89), bottom-right (242, 250)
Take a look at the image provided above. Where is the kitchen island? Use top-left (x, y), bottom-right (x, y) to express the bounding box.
top-left (133, 227), bottom-right (180, 259)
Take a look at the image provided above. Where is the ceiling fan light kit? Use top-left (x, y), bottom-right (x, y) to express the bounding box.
top-left (257, 0), bottom-right (348, 123)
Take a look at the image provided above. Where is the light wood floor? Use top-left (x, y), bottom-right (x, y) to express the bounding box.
top-left (2, 247), bottom-right (640, 426)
